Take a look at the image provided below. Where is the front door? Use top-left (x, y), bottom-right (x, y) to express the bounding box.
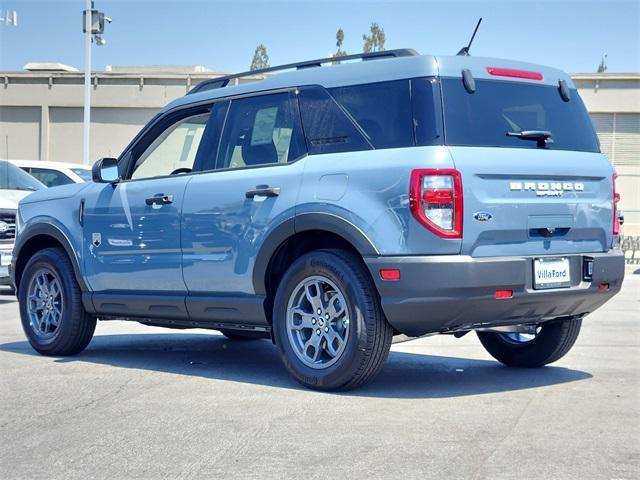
top-left (83, 108), bottom-right (212, 298)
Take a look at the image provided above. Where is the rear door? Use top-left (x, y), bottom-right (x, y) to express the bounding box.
top-left (440, 72), bottom-right (615, 257)
top-left (181, 90), bottom-right (306, 323)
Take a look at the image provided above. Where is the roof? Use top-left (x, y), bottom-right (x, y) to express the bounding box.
top-left (9, 160), bottom-right (90, 170)
top-left (167, 53), bottom-right (575, 112)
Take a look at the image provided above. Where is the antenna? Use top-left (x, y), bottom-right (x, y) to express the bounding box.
top-left (457, 18), bottom-right (482, 56)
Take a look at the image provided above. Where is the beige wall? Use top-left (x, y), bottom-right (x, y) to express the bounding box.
top-left (49, 107), bottom-right (157, 163)
top-left (0, 106), bottom-right (41, 160)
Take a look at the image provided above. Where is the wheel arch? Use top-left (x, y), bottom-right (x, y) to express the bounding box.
top-left (13, 223), bottom-right (89, 296)
top-left (253, 213), bottom-right (379, 324)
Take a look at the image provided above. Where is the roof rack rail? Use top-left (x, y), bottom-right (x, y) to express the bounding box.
top-left (187, 48), bottom-right (419, 95)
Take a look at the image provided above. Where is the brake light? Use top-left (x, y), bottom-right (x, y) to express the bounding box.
top-left (410, 169), bottom-right (463, 238)
top-left (613, 173), bottom-right (621, 235)
top-left (486, 67), bottom-right (543, 81)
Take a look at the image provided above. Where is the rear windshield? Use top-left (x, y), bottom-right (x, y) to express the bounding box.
top-left (441, 78), bottom-right (600, 153)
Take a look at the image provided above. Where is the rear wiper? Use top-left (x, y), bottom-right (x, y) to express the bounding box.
top-left (507, 130), bottom-right (553, 148)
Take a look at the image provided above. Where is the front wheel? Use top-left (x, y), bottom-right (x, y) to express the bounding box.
top-left (477, 317), bottom-right (582, 368)
top-left (19, 248), bottom-right (96, 356)
top-left (273, 249), bottom-right (393, 391)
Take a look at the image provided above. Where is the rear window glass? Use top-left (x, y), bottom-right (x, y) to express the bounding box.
top-left (442, 78), bottom-right (599, 153)
top-left (329, 80), bottom-right (414, 149)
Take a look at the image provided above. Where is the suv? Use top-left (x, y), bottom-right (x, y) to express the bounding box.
top-left (10, 50), bottom-right (625, 391)
top-left (1, 160), bottom-right (45, 289)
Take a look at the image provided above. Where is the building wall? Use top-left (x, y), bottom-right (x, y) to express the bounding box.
top-left (1, 69), bottom-right (638, 232)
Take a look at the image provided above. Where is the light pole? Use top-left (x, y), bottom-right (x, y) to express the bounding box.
top-left (82, 1), bottom-right (111, 165)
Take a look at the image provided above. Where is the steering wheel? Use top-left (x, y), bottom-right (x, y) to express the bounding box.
top-left (170, 167), bottom-right (192, 176)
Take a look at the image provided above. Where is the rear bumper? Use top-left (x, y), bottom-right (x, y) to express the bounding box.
top-left (365, 250), bottom-right (625, 337)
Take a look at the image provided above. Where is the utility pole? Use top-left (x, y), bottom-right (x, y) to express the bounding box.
top-left (82, 1), bottom-right (111, 165)
top-left (83, 0), bottom-right (92, 166)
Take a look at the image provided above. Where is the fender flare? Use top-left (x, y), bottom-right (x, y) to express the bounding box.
top-left (252, 212), bottom-right (378, 295)
top-left (13, 222), bottom-right (89, 293)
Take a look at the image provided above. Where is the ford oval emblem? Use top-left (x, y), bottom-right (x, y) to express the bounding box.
top-left (473, 212), bottom-right (492, 222)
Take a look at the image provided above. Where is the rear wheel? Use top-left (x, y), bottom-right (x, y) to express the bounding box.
top-left (477, 317), bottom-right (582, 368)
top-left (273, 249), bottom-right (393, 391)
top-left (19, 248), bottom-right (96, 356)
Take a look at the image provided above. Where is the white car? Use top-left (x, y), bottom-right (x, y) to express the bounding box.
top-left (10, 160), bottom-right (91, 188)
top-left (1, 160), bottom-right (45, 288)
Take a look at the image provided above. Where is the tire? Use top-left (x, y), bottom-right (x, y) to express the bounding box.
top-left (19, 247), bottom-right (96, 356)
top-left (272, 249), bottom-right (393, 391)
top-left (477, 317), bottom-right (582, 368)
top-left (219, 329), bottom-right (266, 340)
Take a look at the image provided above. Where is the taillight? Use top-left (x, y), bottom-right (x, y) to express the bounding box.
top-left (613, 173), bottom-right (621, 235)
top-left (410, 169), bottom-right (463, 238)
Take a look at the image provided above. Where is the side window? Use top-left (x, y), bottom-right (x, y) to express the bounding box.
top-left (298, 86), bottom-right (372, 155)
top-left (27, 168), bottom-right (74, 187)
top-left (411, 77), bottom-right (443, 146)
top-left (131, 111), bottom-right (210, 180)
top-left (217, 92), bottom-right (304, 170)
top-left (328, 80), bottom-right (414, 149)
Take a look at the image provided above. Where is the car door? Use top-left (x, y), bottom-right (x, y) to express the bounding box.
top-left (181, 91), bottom-right (306, 325)
top-left (82, 106), bottom-right (212, 313)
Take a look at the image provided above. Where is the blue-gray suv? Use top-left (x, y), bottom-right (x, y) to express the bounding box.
top-left (10, 49), bottom-right (625, 390)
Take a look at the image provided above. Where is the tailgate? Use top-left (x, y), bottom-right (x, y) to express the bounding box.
top-left (450, 147), bottom-right (615, 257)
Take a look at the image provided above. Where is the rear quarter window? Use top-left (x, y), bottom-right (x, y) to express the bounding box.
top-left (298, 78), bottom-right (442, 155)
top-left (442, 78), bottom-right (600, 153)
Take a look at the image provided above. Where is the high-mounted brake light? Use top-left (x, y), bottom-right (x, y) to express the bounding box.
top-left (410, 169), bottom-right (463, 238)
top-left (486, 67), bottom-right (543, 81)
top-left (613, 173), bottom-right (621, 235)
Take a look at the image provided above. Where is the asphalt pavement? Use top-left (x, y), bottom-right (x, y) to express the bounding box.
top-left (1, 271), bottom-right (639, 480)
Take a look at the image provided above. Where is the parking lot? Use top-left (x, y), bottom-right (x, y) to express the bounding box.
top-left (0, 271), bottom-right (638, 480)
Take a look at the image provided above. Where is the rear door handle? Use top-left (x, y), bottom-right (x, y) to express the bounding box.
top-left (145, 194), bottom-right (174, 206)
top-left (245, 187), bottom-right (280, 199)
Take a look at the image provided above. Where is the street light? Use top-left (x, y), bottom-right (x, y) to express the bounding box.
top-left (82, 1), bottom-right (111, 165)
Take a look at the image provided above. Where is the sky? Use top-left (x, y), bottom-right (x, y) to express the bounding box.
top-left (0, 0), bottom-right (638, 74)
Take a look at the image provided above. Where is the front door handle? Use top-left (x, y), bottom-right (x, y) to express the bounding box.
top-left (245, 187), bottom-right (281, 199)
top-left (145, 194), bottom-right (174, 206)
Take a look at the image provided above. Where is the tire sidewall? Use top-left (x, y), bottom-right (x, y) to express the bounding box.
top-left (273, 252), bottom-right (371, 390)
top-left (19, 250), bottom-right (76, 352)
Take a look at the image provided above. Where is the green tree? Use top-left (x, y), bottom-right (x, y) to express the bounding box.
top-left (250, 44), bottom-right (270, 71)
top-left (362, 22), bottom-right (386, 53)
top-left (334, 28), bottom-right (347, 58)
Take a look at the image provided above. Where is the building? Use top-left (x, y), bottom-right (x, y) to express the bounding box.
top-left (1, 65), bottom-right (638, 231)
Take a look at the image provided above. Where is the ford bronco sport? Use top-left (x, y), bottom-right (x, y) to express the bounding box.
top-left (10, 49), bottom-right (625, 390)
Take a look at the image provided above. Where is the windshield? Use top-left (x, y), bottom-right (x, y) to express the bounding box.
top-left (70, 167), bottom-right (92, 182)
top-left (0, 161), bottom-right (46, 191)
top-left (441, 78), bottom-right (600, 152)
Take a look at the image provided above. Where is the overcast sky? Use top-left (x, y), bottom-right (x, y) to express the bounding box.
top-left (1, 0), bottom-right (638, 74)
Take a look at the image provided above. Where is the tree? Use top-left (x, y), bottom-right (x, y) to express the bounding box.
top-left (597, 53), bottom-right (608, 73)
top-left (362, 22), bottom-right (386, 53)
top-left (334, 28), bottom-right (347, 58)
top-left (250, 44), bottom-right (270, 71)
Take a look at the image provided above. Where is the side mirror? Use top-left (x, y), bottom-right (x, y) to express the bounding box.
top-left (92, 157), bottom-right (119, 184)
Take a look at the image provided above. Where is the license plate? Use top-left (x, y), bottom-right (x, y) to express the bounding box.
top-left (0, 253), bottom-right (11, 267)
top-left (533, 257), bottom-right (571, 289)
